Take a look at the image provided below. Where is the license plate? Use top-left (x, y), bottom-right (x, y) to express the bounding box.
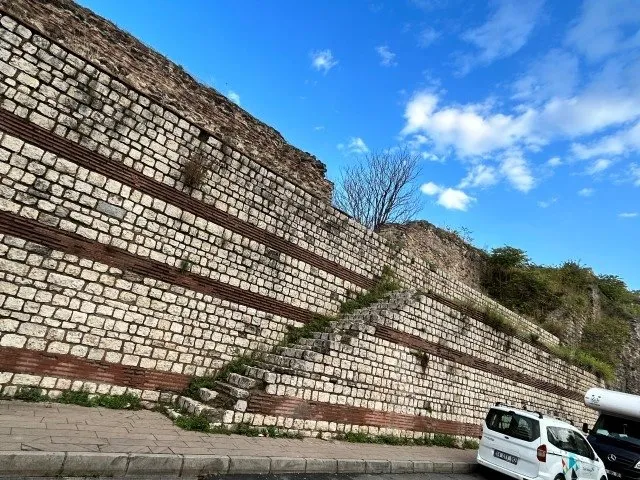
top-left (606, 469), bottom-right (622, 478)
top-left (494, 449), bottom-right (518, 465)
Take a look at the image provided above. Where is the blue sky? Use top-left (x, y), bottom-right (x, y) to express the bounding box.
top-left (79, 0), bottom-right (640, 289)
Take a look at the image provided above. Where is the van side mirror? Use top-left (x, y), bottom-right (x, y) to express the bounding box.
top-left (582, 423), bottom-right (589, 434)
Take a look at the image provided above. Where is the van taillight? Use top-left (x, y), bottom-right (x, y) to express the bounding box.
top-left (537, 444), bottom-right (547, 462)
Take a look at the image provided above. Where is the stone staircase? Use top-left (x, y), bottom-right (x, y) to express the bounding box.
top-left (168, 290), bottom-right (418, 428)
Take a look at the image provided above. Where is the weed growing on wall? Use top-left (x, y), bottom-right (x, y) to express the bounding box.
top-left (12, 388), bottom-right (142, 410)
top-left (182, 150), bottom-right (213, 189)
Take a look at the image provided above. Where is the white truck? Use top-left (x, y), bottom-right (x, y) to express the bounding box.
top-left (584, 387), bottom-right (640, 479)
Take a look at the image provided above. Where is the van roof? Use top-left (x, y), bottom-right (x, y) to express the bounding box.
top-left (491, 405), bottom-right (579, 430)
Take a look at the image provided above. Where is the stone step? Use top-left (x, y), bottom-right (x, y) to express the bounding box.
top-left (214, 381), bottom-right (250, 400)
top-left (261, 353), bottom-right (314, 372)
top-left (253, 361), bottom-right (326, 381)
top-left (243, 366), bottom-right (278, 384)
top-left (176, 396), bottom-right (225, 421)
top-left (226, 372), bottom-right (259, 390)
top-left (274, 346), bottom-right (324, 362)
top-left (198, 387), bottom-right (219, 403)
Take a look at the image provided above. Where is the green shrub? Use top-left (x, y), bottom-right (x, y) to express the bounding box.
top-left (283, 314), bottom-right (334, 346)
top-left (94, 393), bottom-right (141, 410)
top-left (175, 414), bottom-right (211, 432)
top-left (462, 439), bottom-right (480, 449)
top-left (548, 345), bottom-right (615, 382)
top-left (58, 390), bottom-right (93, 407)
top-left (14, 387), bottom-right (49, 402)
top-left (483, 307), bottom-right (518, 336)
top-left (340, 268), bottom-right (400, 315)
top-left (432, 434), bottom-right (458, 448)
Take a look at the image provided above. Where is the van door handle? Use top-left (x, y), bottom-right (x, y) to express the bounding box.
top-left (504, 436), bottom-right (509, 439)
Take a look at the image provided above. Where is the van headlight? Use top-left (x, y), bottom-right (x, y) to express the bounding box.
top-left (634, 460), bottom-right (640, 469)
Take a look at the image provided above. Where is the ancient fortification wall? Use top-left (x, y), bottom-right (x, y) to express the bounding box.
top-left (0, 4), bottom-right (601, 439)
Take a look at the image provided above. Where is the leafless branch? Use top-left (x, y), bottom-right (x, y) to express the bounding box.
top-left (334, 148), bottom-right (423, 231)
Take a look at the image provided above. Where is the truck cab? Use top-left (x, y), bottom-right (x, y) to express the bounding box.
top-left (585, 388), bottom-right (640, 479)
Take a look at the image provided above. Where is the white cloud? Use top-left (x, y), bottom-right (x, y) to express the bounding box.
top-left (314, 126), bottom-right (325, 131)
top-left (420, 181), bottom-right (441, 195)
top-left (572, 122), bottom-right (640, 159)
top-left (459, 164), bottom-right (498, 189)
top-left (418, 27), bottom-right (440, 48)
top-left (547, 157), bottom-right (562, 167)
top-left (500, 153), bottom-right (535, 192)
top-left (227, 91), bottom-right (240, 105)
top-left (339, 137), bottom-right (369, 154)
top-left (458, 0), bottom-right (545, 74)
top-left (566, 0), bottom-right (640, 62)
top-left (376, 45), bottom-right (397, 67)
top-left (631, 163), bottom-right (640, 186)
top-left (512, 49), bottom-right (580, 103)
top-left (578, 188), bottom-right (595, 197)
top-left (538, 197), bottom-right (557, 208)
top-left (401, 91), bottom-right (535, 157)
top-left (585, 158), bottom-right (612, 175)
top-left (401, 89), bottom-right (640, 158)
top-left (311, 49), bottom-right (338, 73)
top-left (619, 212), bottom-right (639, 218)
top-left (420, 182), bottom-right (475, 211)
top-left (438, 188), bottom-right (475, 211)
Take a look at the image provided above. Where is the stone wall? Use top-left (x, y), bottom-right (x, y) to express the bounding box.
top-left (0, 8), bottom-right (602, 437)
top-left (0, 0), bottom-right (332, 201)
top-left (233, 291), bottom-right (599, 439)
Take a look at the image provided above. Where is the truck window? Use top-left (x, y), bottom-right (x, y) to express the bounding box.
top-left (485, 409), bottom-right (540, 442)
top-left (593, 414), bottom-right (640, 447)
top-left (548, 427), bottom-right (594, 458)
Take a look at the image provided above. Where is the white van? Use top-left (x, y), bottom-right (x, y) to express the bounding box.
top-left (477, 404), bottom-right (608, 480)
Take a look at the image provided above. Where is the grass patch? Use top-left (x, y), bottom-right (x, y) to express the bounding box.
top-left (13, 388), bottom-right (142, 410)
top-left (338, 431), bottom-right (460, 448)
top-left (462, 439), bottom-right (480, 450)
top-left (339, 267), bottom-right (401, 315)
top-left (175, 413), bottom-right (211, 432)
top-left (184, 353), bottom-right (260, 397)
top-left (94, 393), bottom-right (141, 410)
top-left (548, 345), bottom-right (616, 382)
top-left (14, 387), bottom-right (49, 402)
top-left (58, 390), bottom-right (93, 407)
top-left (482, 307), bottom-right (518, 337)
top-left (282, 314), bottom-right (334, 346)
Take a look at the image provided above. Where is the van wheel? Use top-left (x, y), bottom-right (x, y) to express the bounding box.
top-left (554, 476), bottom-right (565, 480)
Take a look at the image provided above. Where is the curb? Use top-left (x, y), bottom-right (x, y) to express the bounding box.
top-left (0, 452), bottom-right (477, 477)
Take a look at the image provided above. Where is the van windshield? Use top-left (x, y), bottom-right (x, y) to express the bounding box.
top-left (593, 414), bottom-right (640, 447)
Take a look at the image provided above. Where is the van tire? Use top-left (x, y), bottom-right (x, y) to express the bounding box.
top-left (554, 476), bottom-right (564, 480)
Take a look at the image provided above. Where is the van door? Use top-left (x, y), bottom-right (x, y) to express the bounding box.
top-left (480, 409), bottom-right (541, 478)
top-left (547, 427), bottom-right (599, 480)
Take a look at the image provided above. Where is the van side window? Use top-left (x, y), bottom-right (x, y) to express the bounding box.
top-left (485, 409), bottom-right (540, 442)
top-left (547, 427), bottom-right (594, 459)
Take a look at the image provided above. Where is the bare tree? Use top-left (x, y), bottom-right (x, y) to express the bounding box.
top-left (334, 148), bottom-right (422, 231)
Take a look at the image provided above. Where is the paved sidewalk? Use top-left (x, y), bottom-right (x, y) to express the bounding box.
top-left (0, 400), bottom-right (477, 477)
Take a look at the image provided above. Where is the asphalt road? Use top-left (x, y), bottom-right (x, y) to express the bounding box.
top-left (199, 469), bottom-right (505, 480)
top-left (11, 469), bottom-right (507, 480)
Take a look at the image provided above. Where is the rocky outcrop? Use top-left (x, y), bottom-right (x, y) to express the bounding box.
top-left (379, 221), bottom-right (488, 290)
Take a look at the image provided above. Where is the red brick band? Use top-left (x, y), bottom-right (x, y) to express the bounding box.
top-left (0, 108), bottom-right (375, 290)
top-left (0, 209), bottom-right (313, 325)
top-left (374, 325), bottom-right (583, 402)
top-left (0, 346), bottom-right (190, 392)
top-left (247, 392), bottom-right (482, 437)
